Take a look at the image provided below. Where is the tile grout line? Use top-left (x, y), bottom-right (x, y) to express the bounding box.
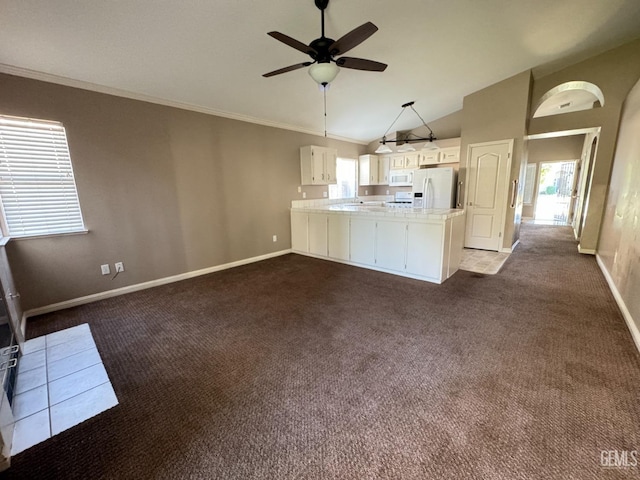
top-left (49, 378), bottom-right (111, 409)
top-left (45, 334), bottom-right (52, 441)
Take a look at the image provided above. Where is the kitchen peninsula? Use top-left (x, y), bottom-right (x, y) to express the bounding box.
top-left (290, 200), bottom-right (465, 284)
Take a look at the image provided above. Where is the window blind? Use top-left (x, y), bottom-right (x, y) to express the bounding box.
top-left (0, 115), bottom-right (86, 238)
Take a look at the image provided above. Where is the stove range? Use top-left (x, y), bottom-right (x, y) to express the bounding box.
top-left (385, 191), bottom-right (414, 208)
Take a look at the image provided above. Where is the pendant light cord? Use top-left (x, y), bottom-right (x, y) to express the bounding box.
top-left (409, 104), bottom-right (435, 137)
top-left (380, 107), bottom-right (406, 140)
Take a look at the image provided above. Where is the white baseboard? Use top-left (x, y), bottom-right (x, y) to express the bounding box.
top-left (578, 244), bottom-right (596, 255)
top-left (24, 249), bottom-right (291, 319)
top-left (596, 254), bottom-right (640, 354)
top-left (500, 239), bottom-right (520, 253)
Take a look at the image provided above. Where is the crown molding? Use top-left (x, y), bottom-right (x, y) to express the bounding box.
top-left (0, 63), bottom-right (367, 145)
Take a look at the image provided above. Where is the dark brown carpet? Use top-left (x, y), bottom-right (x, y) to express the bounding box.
top-left (4, 224), bottom-right (640, 479)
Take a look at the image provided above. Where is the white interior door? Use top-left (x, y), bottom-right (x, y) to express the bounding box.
top-left (464, 140), bottom-right (513, 251)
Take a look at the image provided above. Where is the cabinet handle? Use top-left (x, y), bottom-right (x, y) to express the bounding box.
top-left (0, 358), bottom-right (17, 371)
top-left (0, 345), bottom-right (19, 356)
top-left (510, 179), bottom-right (518, 208)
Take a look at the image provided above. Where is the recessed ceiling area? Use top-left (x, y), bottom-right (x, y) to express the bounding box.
top-left (1, 0), bottom-right (639, 143)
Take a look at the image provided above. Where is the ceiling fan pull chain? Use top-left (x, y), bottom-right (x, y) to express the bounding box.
top-left (324, 87), bottom-right (327, 138)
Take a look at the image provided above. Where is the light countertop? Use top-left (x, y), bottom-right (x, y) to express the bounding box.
top-left (291, 203), bottom-right (465, 220)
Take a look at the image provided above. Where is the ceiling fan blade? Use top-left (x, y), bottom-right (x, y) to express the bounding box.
top-left (329, 22), bottom-right (378, 56)
top-left (263, 62), bottom-right (312, 78)
top-left (267, 31), bottom-right (317, 56)
top-left (336, 57), bottom-right (387, 72)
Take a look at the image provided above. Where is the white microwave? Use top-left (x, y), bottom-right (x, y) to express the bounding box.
top-left (389, 169), bottom-right (414, 187)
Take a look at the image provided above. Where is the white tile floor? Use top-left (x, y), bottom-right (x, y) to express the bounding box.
top-left (11, 324), bottom-right (118, 455)
top-left (459, 248), bottom-right (511, 275)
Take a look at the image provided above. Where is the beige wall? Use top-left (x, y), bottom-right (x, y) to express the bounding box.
top-left (0, 74), bottom-right (366, 311)
top-left (459, 70), bottom-right (532, 250)
top-left (597, 77), bottom-right (640, 333)
top-left (523, 135), bottom-right (585, 218)
top-left (529, 38), bottom-right (640, 253)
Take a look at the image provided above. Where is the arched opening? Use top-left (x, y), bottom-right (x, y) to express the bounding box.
top-left (533, 81), bottom-right (605, 118)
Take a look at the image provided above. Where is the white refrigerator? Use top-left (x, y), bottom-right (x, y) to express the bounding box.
top-left (411, 167), bottom-right (456, 209)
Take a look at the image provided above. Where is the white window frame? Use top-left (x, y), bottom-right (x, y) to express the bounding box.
top-left (523, 163), bottom-right (537, 205)
top-left (0, 115), bottom-right (87, 239)
top-left (329, 157), bottom-right (357, 200)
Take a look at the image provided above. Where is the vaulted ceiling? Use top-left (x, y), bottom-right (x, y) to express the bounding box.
top-left (1, 0), bottom-right (639, 143)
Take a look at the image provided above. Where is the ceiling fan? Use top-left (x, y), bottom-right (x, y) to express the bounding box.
top-left (263, 0), bottom-right (387, 87)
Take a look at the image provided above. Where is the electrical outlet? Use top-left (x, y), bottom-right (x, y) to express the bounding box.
top-left (323, 191), bottom-right (327, 198)
top-left (386, 190), bottom-right (390, 195)
top-left (297, 186), bottom-right (302, 193)
top-left (302, 192), bottom-right (306, 199)
top-left (272, 235), bottom-right (277, 242)
top-left (115, 262), bottom-right (124, 273)
top-left (365, 190), bottom-right (368, 195)
top-left (101, 264), bottom-right (110, 275)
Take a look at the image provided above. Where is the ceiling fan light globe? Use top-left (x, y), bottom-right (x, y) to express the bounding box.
top-left (308, 63), bottom-right (340, 86)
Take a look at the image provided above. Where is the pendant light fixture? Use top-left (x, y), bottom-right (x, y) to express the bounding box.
top-left (375, 101), bottom-right (437, 154)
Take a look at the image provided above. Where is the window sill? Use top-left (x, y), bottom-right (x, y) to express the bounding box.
top-left (8, 230), bottom-right (90, 241)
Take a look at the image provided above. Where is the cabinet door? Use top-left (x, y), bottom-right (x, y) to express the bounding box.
top-left (358, 155), bottom-right (378, 186)
top-left (378, 155), bottom-right (390, 185)
top-left (406, 222), bottom-right (444, 280)
top-left (439, 147), bottom-right (460, 164)
top-left (404, 152), bottom-right (420, 169)
top-left (375, 220), bottom-right (407, 272)
top-left (350, 217), bottom-right (376, 265)
top-left (312, 147), bottom-right (327, 184)
top-left (447, 214), bottom-right (465, 277)
top-left (308, 213), bottom-right (328, 256)
top-left (390, 154), bottom-right (406, 170)
top-left (419, 151), bottom-right (440, 166)
top-left (291, 211), bottom-right (309, 252)
top-left (0, 245), bottom-right (24, 345)
top-left (325, 148), bottom-right (337, 184)
top-left (328, 215), bottom-right (350, 261)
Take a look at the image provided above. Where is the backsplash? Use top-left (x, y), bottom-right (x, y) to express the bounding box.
top-left (291, 195), bottom-right (392, 208)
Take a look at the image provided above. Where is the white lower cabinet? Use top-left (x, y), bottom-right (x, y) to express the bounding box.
top-left (406, 222), bottom-right (445, 279)
top-left (375, 220), bottom-right (407, 272)
top-left (291, 210), bottom-right (464, 284)
top-left (291, 211), bottom-right (309, 253)
top-left (308, 213), bottom-right (328, 256)
top-left (328, 215), bottom-right (350, 261)
top-left (349, 217), bottom-right (376, 265)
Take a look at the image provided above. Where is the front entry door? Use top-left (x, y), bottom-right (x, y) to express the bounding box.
top-left (464, 140), bottom-right (513, 251)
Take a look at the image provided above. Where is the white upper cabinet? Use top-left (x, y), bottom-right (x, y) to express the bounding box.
top-left (378, 155), bottom-right (390, 185)
top-left (419, 150), bottom-right (440, 166)
top-left (419, 145), bottom-right (461, 166)
top-left (390, 153), bottom-right (405, 170)
top-left (390, 152), bottom-right (419, 170)
top-left (359, 154), bottom-right (379, 186)
top-left (438, 147), bottom-right (460, 164)
top-left (359, 154), bottom-right (391, 185)
top-left (300, 146), bottom-right (338, 185)
top-left (404, 152), bottom-right (420, 169)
